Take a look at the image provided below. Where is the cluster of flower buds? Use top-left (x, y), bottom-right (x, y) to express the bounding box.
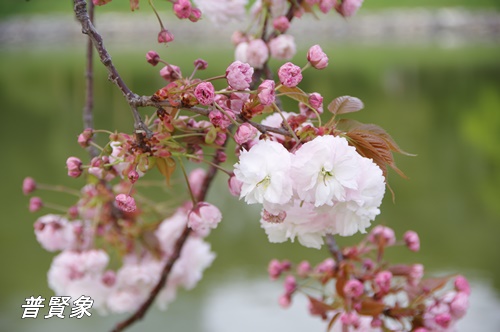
top-left (269, 226), bottom-right (470, 331)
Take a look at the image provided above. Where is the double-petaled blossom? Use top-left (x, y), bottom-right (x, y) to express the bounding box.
top-left (246, 39), bottom-right (269, 69)
top-left (194, 82), bottom-right (215, 105)
top-left (335, 0), bottom-right (364, 17)
top-left (257, 79), bottom-right (276, 106)
top-left (34, 214), bottom-right (76, 252)
top-left (268, 34), bottom-right (296, 61)
top-left (187, 202), bottom-right (222, 232)
top-left (115, 194), bottom-right (137, 213)
top-left (234, 139), bottom-right (293, 205)
top-left (278, 62), bottom-right (302, 88)
top-left (226, 61), bottom-right (254, 90)
top-left (234, 123), bottom-right (258, 145)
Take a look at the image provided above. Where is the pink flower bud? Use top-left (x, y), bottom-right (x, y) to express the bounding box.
top-left (273, 16), bottom-right (290, 33)
top-left (189, 7), bottom-right (202, 22)
top-left (231, 31), bottom-right (247, 45)
top-left (209, 109), bottom-right (233, 129)
top-left (450, 292), bottom-right (469, 318)
top-left (68, 205), bottom-right (79, 219)
top-left (278, 294), bottom-right (291, 308)
top-left (115, 194), bottom-right (137, 213)
top-left (146, 50), bottom-right (160, 66)
top-left (188, 168), bottom-right (206, 198)
top-left (284, 275), bottom-right (297, 294)
top-left (374, 271), bottom-right (392, 293)
top-left (308, 92), bottom-right (323, 110)
top-left (404, 230), bottom-right (420, 252)
top-left (368, 225), bottom-right (396, 246)
top-left (173, 0), bottom-right (192, 19)
top-left (278, 62), bottom-right (302, 88)
top-left (335, 0), bottom-right (364, 18)
top-left (307, 44), bottom-right (329, 69)
top-left (228, 175), bottom-right (243, 197)
top-left (215, 132), bottom-right (227, 146)
top-left (187, 202), bottom-right (222, 232)
top-left (340, 311), bottom-right (360, 326)
top-left (435, 313), bottom-right (452, 329)
top-left (268, 259), bottom-right (282, 280)
top-left (194, 58), bottom-right (208, 70)
top-left (66, 157), bottom-right (83, 178)
top-left (78, 128), bottom-right (93, 148)
top-left (414, 328), bottom-right (429, 332)
top-left (160, 65), bottom-right (182, 82)
top-left (128, 170), bottom-right (139, 184)
top-left (226, 61), bottom-right (254, 90)
top-left (315, 258), bottom-right (336, 274)
top-left (234, 123), bottom-right (258, 145)
top-left (297, 261), bottom-right (311, 278)
top-left (319, 0), bottom-right (335, 14)
top-left (194, 82), bottom-right (215, 105)
top-left (22, 177), bottom-right (37, 195)
top-left (363, 258), bottom-right (375, 270)
top-left (454, 275), bottom-right (471, 295)
top-left (257, 80), bottom-right (276, 106)
top-left (215, 150), bottom-right (227, 163)
top-left (158, 29), bottom-right (174, 44)
top-left (29, 197), bottom-right (43, 212)
top-left (343, 279), bottom-right (364, 298)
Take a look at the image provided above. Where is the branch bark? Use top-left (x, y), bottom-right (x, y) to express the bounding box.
top-left (326, 234), bottom-right (344, 264)
top-left (73, 0), bottom-right (151, 136)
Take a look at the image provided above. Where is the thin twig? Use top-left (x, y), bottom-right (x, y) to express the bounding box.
top-left (325, 234), bottom-right (343, 263)
top-left (73, 0), bottom-right (151, 136)
top-left (111, 148), bottom-right (224, 332)
top-left (83, 1), bottom-right (98, 158)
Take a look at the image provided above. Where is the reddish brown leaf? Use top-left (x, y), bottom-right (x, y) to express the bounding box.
top-left (156, 157), bottom-right (176, 186)
top-left (308, 296), bottom-right (336, 317)
top-left (277, 85), bottom-right (309, 104)
top-left (327, 96), bottom-right (364, 115)
top-left (327, 312), bottom-right (341, 331)
top-left (420, 276), bottom-right (453, 293)
top-left (358, 299), bottom-right (386, 316)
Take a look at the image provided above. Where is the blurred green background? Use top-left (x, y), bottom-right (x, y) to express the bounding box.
top-left (1, 1), bottom-right (499, 331)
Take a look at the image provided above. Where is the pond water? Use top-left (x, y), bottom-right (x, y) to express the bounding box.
top-left (0, 44), bottom-right (499, 331)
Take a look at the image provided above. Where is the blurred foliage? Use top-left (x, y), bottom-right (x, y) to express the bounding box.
top-left (0, 0), bottom-right (499, 19)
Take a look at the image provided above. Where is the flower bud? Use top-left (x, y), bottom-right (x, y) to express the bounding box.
top-left (278, 294), bottom-right (291, 308)
top-left (284, 275), bottom-right (297, 294)
top-left (368, 225), bottom-right (396, 246)
top-left (454, 275), bottom-right (471, 295)
top-left (268, 259), bottom-right (282, 280)
top-left (307, 44), bottom-right (329, 69)
top-left (29, 197), bottom-right (43, 212)
top-left (173, 0), bottom-right (192, 19)
top-left (257, 80), bottom-right (276, 106)
top-left (146, 50), bottom-right (160, 66)
top-left (66, 157), bottom-right (83, 178)
top-left (278, 62), bottom-right (302, 88)
top-left (187, 202), bottom-right (222, 232)
top-left (78, 128), bottom-right (93, 148)
top-left (160, 65), bottom-right (182, 82)
top-left (343, 279), bottom-right (364, 298)
top-left (189, 7), bottom-right (202, 22)
top-left (273, 16), bottom-right (290, 33)
top-left (374, 271), bottom-right (392, 294)
top-left (188, 168), bottom-right (206, 198)
top-left (22, 177), bottom-right (36, 195)
top-left (193, 58), bottom-right (208, 70)
top-left (335, 0), bottom-right (364, 18)
top-left (235, 123), bottom-right (258, 145)
top-left (194, 82), bottom-right (215, 105)
top-left (297, 261), bottom-right (311, 278)
top-left (158, 29), bottom-right (174, 44)
top-left (228, 175), bottom-right (243, 197)
top-left (115, 194), bottom-right (137, 213)
top-left (404, 230), bottom-right (420, 252)
top-left (128, 170), bottom-right (139, 184)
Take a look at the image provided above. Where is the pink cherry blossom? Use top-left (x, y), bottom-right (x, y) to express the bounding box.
top-left (193, 0), bottom-right (247, 25)
top-left (66, 157), bottom-right (82, 178)
top-left (29, 197), bottom-right (43, 212)
top-left (374, 271), bottom-right (392, 294)
top-left (160, 65), bottom-right (182, 82)
top-left (234, 123), bottom-right (258, 145)
top-left (23, 177), bottom-right (36, 195)
top-left (273, 16), bottom-right (290, 33)
top-left (188, 202), bottom-right (222, 232)
top-left (343, 279), bottom-right (364, 298)
top-left (268, 34), bottom-right (296, 60)
top-left (319, 0), bottom-right (335, 14)
top-left (194, 82), bottom-right (215, 105)
top-left (226, 61), bottom-right (254, 90)
top-left (146, 50), bottom-right (160, 66)
top-left (278, 62), bottom-right (302, 88)
top-left (115, 194), bottom-right (137, 213)
top-left (335, 0), bottom-right (364, 17)
top-left (246, 39), bottom-right (269, 69)
top-left (157, 29), bottom-right (174, 44)
top-left (173, 0), bottom-right (192, 19)
top-left (34, 214), bottom-right (75, 252)
top-left (307, 44), bottom-right (329, 69)
top-left (404, 230), bottom-right (420, 252)
top-left (257, 79), bottom-right (276, 106)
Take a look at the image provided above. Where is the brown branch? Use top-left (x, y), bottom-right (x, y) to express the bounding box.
top-left (73, 0), bottom-right (151, 136)
top-left (325, 234), bottom-right (344, 263)
top-left (111, 148), bottom-right (224, 332)
top-left (83, 1), bottom-right (98, 158)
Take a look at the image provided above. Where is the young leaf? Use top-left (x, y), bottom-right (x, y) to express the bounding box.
top-left (327, 96), bottom-right (364, 115)
top-left (156, 157), bottom-right (176, 186)
top-left (277, 85), bottom-right (309, 105)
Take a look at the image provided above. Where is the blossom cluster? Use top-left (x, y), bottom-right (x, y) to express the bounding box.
top-left (234, 134), bottom-right (386, 249)
top-left (269, 226), bottom-right (470, 331)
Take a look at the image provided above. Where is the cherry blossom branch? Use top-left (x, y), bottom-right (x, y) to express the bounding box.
top-left (83, 1), bottom-right (98, 158)
top-left (326, 234), bottom-right (344, 264)
top-left (73, 0), bottom-right (151, 136)
top-left (111, 149), bottom-right (223, 332)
